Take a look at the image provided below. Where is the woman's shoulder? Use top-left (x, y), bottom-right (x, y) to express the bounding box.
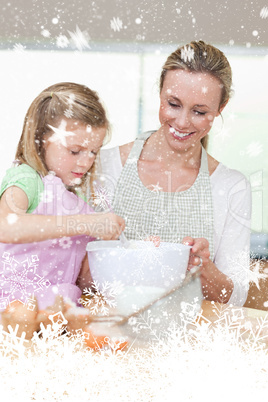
top-left (213, 162), bottom-right (249, 182)
top-left (211, 162), bottom-right (250, 196)
top-left (207, 153), bottom-right (248, 185)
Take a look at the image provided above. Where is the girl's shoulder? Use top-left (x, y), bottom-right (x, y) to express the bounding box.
top-left (3, 163), bottom-right (40, 178)
top-left (0, 163), bottom-right (44, 213)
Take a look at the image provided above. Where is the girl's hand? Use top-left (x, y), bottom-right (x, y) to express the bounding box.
top-left (182, 236), bottom-right (210, 271)
top-left (85, 213), bottom-right (125, 240)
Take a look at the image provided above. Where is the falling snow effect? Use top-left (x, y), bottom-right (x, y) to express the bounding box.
top-left (6, 213), bottom-right (18, 225)
top-left (260, 6), bottom-right (268, 19)
top-left (56, 34), bottom-right (69, 48)
top-left (92, 184), bottom-right (114, 211)
top-left (1, 301), bottom-right (268, 400)
top-left (13, 43), bottom-right (26, 53)
top-left (110, 17), bottom-right (123, 32)
top-left (181, 45), bottom-right (195, 62)
top-left (148, 182), bottom-right (163, 192)
top-left (1, 2), bottom-right (267, 399)
top-left (248, 258), bottom-right (268, 290)
top-left (79, 280), bottom-right (123, 315)
top-left (0, 253), bottom-right (51, 307)
top-left (246, 141), bottom-right (263, 157)
top-left (41, 29), bottom-right (50, 38)
top-left (68, 25), bottom-right (90, 51)
top-left (48, 120), bottom-right (74, 147)
top-left (227, 250), bottom-right (268, 292)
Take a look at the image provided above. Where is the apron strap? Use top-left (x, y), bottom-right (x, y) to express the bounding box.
top-left (200, 146), bottom-right (209, 174)
top-left (126, 131), bottom-right (154, 161)
top-left (128, 131), bottom-right (210, 176)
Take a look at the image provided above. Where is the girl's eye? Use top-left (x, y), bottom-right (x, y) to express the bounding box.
top-left (168, 101), bottom-right (179, 107)
top-left (70, 150), bottom-right (80, 155)
top-left (90, 151), bottom-right (98, 156)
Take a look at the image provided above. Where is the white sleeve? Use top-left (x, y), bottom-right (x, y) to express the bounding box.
top-left (212, 165), bottom-right (251, 306)
top-left (93, 147), bottom-right (123, 209)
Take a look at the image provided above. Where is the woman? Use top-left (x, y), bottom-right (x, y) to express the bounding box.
top-left (96, 41), bottom-right (251, 306)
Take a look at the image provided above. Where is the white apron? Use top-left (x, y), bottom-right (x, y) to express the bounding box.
top-left (112, 131), bottom-right (214, 259)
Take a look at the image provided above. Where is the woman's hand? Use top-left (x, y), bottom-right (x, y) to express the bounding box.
top-left (182, 236), bottom-right (234, 303)
top-left (182, 236), bottom-right (210, 270)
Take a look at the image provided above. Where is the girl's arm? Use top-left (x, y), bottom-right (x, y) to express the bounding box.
top-left (0, 186), bottom-right (125, 243)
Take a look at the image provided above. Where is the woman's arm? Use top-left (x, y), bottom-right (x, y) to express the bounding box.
top-left (0, 186), bottom-right (125, 243)
top-left (183, 173), bottom-right (251, 305)
top-left (183, 236), bottom-right (234, 303)
top-left (212, 175), bottom-right (251, 306)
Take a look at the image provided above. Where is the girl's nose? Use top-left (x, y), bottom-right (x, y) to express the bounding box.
top-left (77, 152), bottom-right (95, 168)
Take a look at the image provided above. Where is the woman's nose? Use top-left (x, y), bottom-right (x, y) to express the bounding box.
top-left (175, 110), bottom-right (191, 129)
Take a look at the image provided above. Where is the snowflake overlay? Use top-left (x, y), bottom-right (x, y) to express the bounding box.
top-left (245, 141), bottom-right (263, 157)
top-left (56, 34), bottom-right (69, 48)
top-left (260, 6), bottom-right (268, 18)
top-left (92, 184), bottom-right (114, 212)
top-left (79, 280), bottom-right (123, 315)
top-left (13, 43), bottom-right (26, 53)
top-left (110, 17), bottom-right (123, 32)
top-left (68, 25), bottom-right (90, 51)
top-left (181, 45), bottom-right (195, 62)
top-left (0, 253), bottom-right (51, 307)
top-left (0, 298), bottom-right (268, 399)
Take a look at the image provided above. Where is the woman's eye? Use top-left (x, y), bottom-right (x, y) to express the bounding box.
top-left (194, 111), bottom-right (206, 116)
top-left (70, 150), bottom-right (80, 155)
top-left (90, 151), bottom-right (97, 156)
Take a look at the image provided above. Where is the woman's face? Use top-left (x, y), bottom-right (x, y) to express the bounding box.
top-left (159, 69), bottom-right (225, 152)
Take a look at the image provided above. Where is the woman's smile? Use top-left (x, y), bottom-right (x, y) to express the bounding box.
top-left (169, 125), bottom-right (195, 140)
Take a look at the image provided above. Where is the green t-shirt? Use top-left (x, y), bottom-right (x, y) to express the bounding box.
top-left (0, 164), bottom-right (44, 213)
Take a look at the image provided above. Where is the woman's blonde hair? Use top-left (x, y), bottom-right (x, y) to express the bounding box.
top-left (15, 82), bottom-right (110, 195)
top-left (160, 40), bottom-right (232, 149)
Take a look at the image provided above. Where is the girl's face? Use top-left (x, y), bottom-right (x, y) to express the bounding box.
top-left (159, 69), bottom-right (225, 152)
top-left (43, 119), bottom-right (106, 186)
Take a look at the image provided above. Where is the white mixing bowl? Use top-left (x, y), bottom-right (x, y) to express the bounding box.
top-left (86, 240), bottom-right (191, 316)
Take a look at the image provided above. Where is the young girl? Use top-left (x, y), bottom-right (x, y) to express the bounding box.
top-left (0, 82), bottom-right (125, 311)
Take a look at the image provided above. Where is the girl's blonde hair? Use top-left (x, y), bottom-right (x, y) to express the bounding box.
top-left (160, 40), bottom-right (233, 149)
top-left (15, 82), bottom-right (110, 194)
